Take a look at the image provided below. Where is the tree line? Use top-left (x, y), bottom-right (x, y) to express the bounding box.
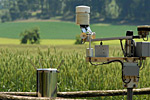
top-left (0, 0), bottom-right (150, 24)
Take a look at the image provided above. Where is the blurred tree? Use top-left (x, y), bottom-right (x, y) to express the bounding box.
top-left (1, 12), bottom-right (11, 23)
top-left (48, 0), bottom-right (62, 16)
top-left (39, 0), bottom-right (50, 19)
top-left (104, 0), bottom-right (120, 19)
top-left (17, 0), bottom-right (30, 19)
top-left (75, 34), bottom-right (82, 44)
top-left (27, 0), bottom-right (40, 11)
top-left (90, 0), bottom-right (104, 19)
top-left (1, 0), bottom-right (150, 23)
top-left (20, 27), bottom-right (40, 44)
top-left (9, 3), bottom-right (20, 21)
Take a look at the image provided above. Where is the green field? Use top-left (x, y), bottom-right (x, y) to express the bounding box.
top-left (0, 21), bottom-right (138, 39)
top-left (0, 44), bottom-right (150, 100)
top-left (0, 21), bottom-right (150, 99)
top-left (0, 37), bottom-right (148, 46)
top-left (0, 38), bottom-right (76, 45)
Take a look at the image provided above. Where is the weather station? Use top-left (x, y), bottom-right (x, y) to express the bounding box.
top-left (76, 5), bottom-right (150, 100)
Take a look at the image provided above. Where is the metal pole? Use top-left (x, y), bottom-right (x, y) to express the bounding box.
top-left (89, 34), bottom-right (91, 49)
top-left (127, 88), bottom-right (133, 100)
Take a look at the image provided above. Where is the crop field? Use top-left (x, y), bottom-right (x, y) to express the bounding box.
top-left (0, 44), bottom-right (150, 100)
top-left (0, 38), bottom-right (76, 45)
top-left (0, 21), bottom-right (138, 39)
top-left (0, 37), bottom-right (148, 46)
top-left (0, 21), bottom-right (150, 99)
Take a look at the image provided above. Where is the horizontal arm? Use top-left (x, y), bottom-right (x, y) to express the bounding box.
top-left (86, 36), bottom-right (133, 42)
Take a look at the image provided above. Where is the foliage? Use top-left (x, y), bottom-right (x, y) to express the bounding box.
top-left (9, 5), bottom-right (20, 21)
top-left (1, 0), bottom-right (150, 23)
top-left (0, 44), bottom-right (150, 100)
top-left (74, 34), bottom-right (82, 44)
top-left (1, 12), bottom-right (11, 23)
top-left (20, 27), bottom-right (40, 44)
top-left (0, 9), bottom-right (11, 23)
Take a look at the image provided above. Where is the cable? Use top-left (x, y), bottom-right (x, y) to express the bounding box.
top-left (89, 57), bottom-right (104, 66)
top-left (120, 40), bottom-right (126, 57)
top-left (90, 61), bottom-right (103, 66)
top-left (89, 57), bottom-right (123, 65)
top-left (122, 75), bottom-right (131, 84)
top-left (89, 58), bottom-right (131, 83)
top-left (143, 36), bottom-right (148, 41)
top-left (138, 60), bottom-right (143, 68)
top-left (89, 58), bottom-right (124, 66)
top-left (140, 60), bottom-right (146, 70)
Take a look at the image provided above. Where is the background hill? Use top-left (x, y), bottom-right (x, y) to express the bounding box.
top-left (0, 20), bottom-right (137, 39)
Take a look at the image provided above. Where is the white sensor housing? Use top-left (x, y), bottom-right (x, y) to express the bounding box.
top-left (76, 6), bottom-right (90, 25)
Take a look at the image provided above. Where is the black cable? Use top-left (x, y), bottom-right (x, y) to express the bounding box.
top-left (120, 40), bottom-right (126, 57)
top-left (143, 36), bottom-right (148, 41)
top-left (89, 57), bottom-right (103, 66)
top-left (90, 58), bottom-right (124, 66)
top-left (140, 60), bottom-right (145, 70)
top-left (138, 60), bottom-right (143, 68)
top-left (89, 58), bottom-right (131, 83)
top-left (103, 60), bottom-right (124, 65)
top-left (89, 57), bottom-right (123, 66)
top-left (122, 75), bottom-right (131, 84)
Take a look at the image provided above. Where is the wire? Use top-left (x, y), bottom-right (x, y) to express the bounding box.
top-left (143, 36), bottom-right (148, 41)
top-left (140, 60), bottom-right (146, 70)
top-left (89, 57), bottom-right (123, 66)
top-left (90, 57), bottom-right (123, 65)
top-left (120, 40), bottom-right (126, 57)
top-left (89, 58), bottom-right (131, 83)
top-left (138, 60), bottom-right (143, 68)
top-left (122, 76), bottom-right (131, 84)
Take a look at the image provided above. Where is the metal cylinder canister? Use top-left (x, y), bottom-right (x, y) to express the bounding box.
top-left (76, 6), bottom-right (90, 25)
top-left (37, 68), bottom-right (57, 97)
top-left (86, 48), bottom-right (93, 57)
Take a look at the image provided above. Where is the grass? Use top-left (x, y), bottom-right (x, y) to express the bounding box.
top-left (41, 39), bottom-right (75, 45)
top-left (0, 21), bottom-right (138, 39)
top-left (0, 21), bottom-right (150, 99)
top-left (0, 38), bottom-right (75, 45)
top-left (0, 21), bottom-right (80, 39)
top-left (0, 38), bottom-right (20, 44)
top-left (91, 23), bottom-right (138, 38)
top-left (0, 44), bottom-right (150, 100)
top-left (0, 37), bottom-right (149, 46)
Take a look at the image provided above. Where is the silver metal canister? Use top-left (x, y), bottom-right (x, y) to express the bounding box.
top-left (86, 48), bottom-right (93, 57)
top-left (37, 68), bottom-right (57, 97)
